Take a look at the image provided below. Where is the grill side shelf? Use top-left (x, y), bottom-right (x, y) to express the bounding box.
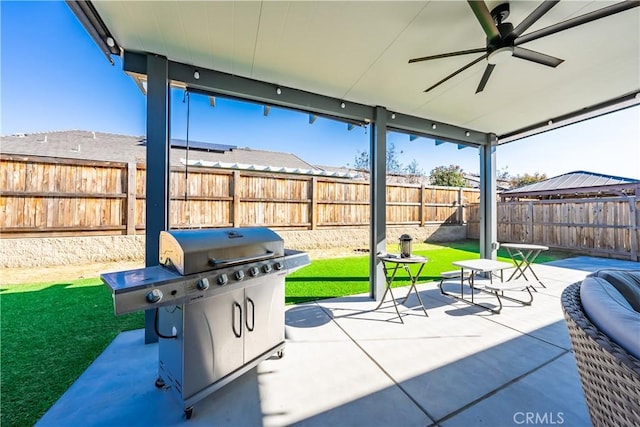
top-left (101, 266), bottom-right (186, 315)
top-left (101, 265), bottom-right (182, 294)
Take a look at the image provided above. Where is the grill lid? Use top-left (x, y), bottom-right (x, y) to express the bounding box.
top-left (159, 228), bottom-right (284, 275)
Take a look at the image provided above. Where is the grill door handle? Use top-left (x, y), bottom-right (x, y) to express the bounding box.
top-left (246, 297), bottom-right (255, 332)
top-left (209, 251), bottom-right (275, 267)
top-left (232, 302), bottom-right (242, 338)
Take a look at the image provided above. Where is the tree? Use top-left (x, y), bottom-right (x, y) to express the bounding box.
top-left (509, 172), bottom-right (547, 189)
top-left (497, 166), bottom-right (511, 180)
top-left (352, 150), bottom-right (369, 169)
top-left (429, 165), bottom-right (466, 187)
top-left (404, 159), bottom-right (425, 183)
top-left (350, 142), bottom-right (404, 173)
top-left (385, 142), bottom-right (403, 174)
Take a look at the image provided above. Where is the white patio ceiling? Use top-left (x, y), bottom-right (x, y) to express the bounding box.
top-left (91, 0), bottom-right (640, 141)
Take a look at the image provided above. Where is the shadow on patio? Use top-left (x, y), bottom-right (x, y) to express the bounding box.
top-left (36, 256), bottom-right (635, 426)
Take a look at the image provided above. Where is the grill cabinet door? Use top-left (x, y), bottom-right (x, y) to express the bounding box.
top-left (243, 275), bottom-right (285, 362)
top-left (182, 288), bottom-right (245, 400)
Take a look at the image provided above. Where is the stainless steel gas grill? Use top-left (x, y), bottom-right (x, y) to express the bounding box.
top-left (101, 227), bottom-right (309, 419)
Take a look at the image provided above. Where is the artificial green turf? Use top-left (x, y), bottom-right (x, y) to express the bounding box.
top-left (0, 279), bottom-right (143, 427)
top-left (285, 239), bottom-right (570, 304)
top-left (0, 239), bottom-right (569, 426)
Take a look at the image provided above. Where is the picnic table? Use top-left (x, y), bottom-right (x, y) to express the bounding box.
top-left (440, 259), bottom-right (533, 314)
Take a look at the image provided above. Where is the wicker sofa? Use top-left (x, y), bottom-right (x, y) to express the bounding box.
top-left (561, 269), bottom-right (640, 427)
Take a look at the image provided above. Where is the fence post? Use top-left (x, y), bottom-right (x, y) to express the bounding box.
top-left (419, 184), bottom-right (425, 227)
top-left (625, 195), bottom-right (638, 261)
top-left (457, 187), bottom-right (463, 224)
top-left (126, 163), bottom-right (136, 235)
top-left (527, 201), bottom-right (534, 242)
top-left (232, 171), bottom-right (241, 227)
top-left (310, 177), bottom-right (318, 230)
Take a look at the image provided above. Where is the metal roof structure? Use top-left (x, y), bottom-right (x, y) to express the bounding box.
top-left (71, 1), bottom-right (640, 143)
top-left (501, 170), bottom-right (640, 199)
top-left (66, 0), bottom-right (640, 330)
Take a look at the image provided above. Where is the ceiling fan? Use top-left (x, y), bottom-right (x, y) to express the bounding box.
top-left (409, 0), bottom-right (640, 94)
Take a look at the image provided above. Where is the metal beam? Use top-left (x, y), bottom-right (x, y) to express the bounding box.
top-left (123, 51), bottom-right (372, 124)
top-left (122, 50), bottom-right (489, 146)
top-left (498, 91), bottom-right (640, 144)
top-left (387, 112), bottom-right (487, 147)
top-left (370, 107), bottom-right (387, 301)
top-left (479, 134), bottom-right (498, 260)
top-left (66, 0), bottom-right (120, 64)
top-left (144, 54), bottom-right (171, 344)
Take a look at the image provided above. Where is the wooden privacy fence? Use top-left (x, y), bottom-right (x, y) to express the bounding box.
top-left (467, 197), bottom-right (640, 261)
top-left (0, 155), bottom-right (480, 237)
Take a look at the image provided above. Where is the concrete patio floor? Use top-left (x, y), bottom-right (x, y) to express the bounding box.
top-left (37, 256), bottom-right (639, 427)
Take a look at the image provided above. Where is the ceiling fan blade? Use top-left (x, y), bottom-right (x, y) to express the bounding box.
top-left (475, 64), bottom-right (495, 93)
top-left (516, 0), bottom-right (640, 45)
top-left (467, 1), bottom-right (501, 43)
top-left (510, 0), bottom-right (560, 39)
top-left (424, 54), bottom-right (487, 93)
top-left (513, 46), bottom-right (564, 67)
top-left (409, 47), bottom-right (487, 64)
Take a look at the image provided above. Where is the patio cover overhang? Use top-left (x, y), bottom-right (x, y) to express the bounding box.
top-left (67, 0), bottom-right (640, 342)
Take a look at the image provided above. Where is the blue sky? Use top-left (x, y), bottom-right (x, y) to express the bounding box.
top-left (1, 1), bottom-right (639, 179)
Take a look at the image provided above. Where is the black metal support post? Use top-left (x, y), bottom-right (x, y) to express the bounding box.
top-left (370, 106), bottom-right (387, 301)
top-left (144, 54), bottom-right (171, 343)
top-left (479, 133), bottom-right (498, 260)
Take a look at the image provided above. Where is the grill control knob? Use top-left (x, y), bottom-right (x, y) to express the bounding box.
top-left (146, 289), bottom-right (163, 304)
top-left (235, 270), bottom-right (245, 281)
top-left (263, 264), bottom-right (272, 273)
top-left (196, 278), bottom-right (210, 291)
top-left (249, 267), bottom-right (259, 277)
top-left (274, 262), bottom-right (284, 271)
top-left (217, 274), bottom-right (228, 286)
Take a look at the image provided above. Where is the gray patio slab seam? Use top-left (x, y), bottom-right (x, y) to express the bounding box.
top-left (441, 352), bottom-right (590, 427)
top-left (431, 350), bottom-right (571, 427)
top-left (265, 301), bottom-right (436, 426)
top-left (256, 338), bottom-right (434, 427)
top-left (315, 302), bottom-right (441, 423)
top-left (318, 293), bottom-right (569, 422)
top-left (312, 260), bottom-right (600, 424)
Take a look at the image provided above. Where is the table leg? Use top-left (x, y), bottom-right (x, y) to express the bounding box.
top-left (506, 248), bottom-right (529, 281)
top-left (439, 268), bottom-right (501, 314)
top-left (521, 250), bottom-right (546, 288)
top-left (507, 249), bottom-right (546, 288)
top-left (374, 262), bottom-right (404, 323)
top-left (400, 263), bottom-right (428, 317)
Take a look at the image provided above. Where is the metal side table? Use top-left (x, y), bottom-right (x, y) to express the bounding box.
top-left (376, 254), bottom-right (428, 323)
top-left (501, 243), bottom-right (549, 288)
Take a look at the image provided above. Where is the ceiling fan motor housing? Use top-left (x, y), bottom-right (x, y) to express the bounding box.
top-left (491, 2), bottom-right (510, 23)
top-left (491, 22), bottom-right (515, 48)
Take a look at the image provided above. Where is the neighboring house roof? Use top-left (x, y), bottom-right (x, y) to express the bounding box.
top-left (463, 173), bottom-right (511, 191)
top-left (501, 171), bottom-right (640, 200)
top-left (0, 130), bottom-right (319, 172)
top-left (314, 165), bottom-right (367, 180)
